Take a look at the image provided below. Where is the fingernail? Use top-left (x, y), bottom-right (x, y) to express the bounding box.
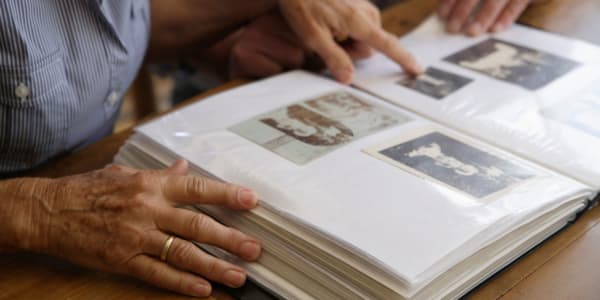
top-left (192, 283), bottom-right (211, 297)
top-left (414, 64), bottom-right (426, 75)
top-left (239, 241), bottom-right (261, 261)
top-left (491, 23), bottom-right (504, 33)
top-left (336, 68), bottom-right (354, 84)
top-left (223, 270), bottom-right (246, 288)
top-left (468, 23), bottom-right (482, 36)
top-left (448, 19), bottom-right (461, 33)
top-left (238, 189), bottom-right (257, 207)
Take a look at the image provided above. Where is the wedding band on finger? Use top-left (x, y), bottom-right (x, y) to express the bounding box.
top-left (160, 235), bottom-right (176, 262)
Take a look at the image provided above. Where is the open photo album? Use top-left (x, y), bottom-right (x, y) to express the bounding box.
top-left (115, 16), bottom-right (600, 300)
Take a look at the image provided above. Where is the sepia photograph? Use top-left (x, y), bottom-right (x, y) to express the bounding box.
top-left (396, 67), bottom-right (473, 99)
top-left (444, 39), bottom-right (579, 90)
top-left (230, 91), bottom-right (411, 164)
top-left (367, 131), bottom-right (536, 199)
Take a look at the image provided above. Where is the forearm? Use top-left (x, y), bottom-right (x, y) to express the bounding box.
top-left (148, 0), bottom-right (275, 61)
top-left (0, 178), bottom-right (52, 253)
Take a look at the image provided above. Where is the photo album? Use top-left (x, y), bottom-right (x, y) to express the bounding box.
top-left (115, 16), bottom-right (600, 300)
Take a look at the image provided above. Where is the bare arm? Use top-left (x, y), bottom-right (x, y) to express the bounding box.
top-left (148, 0), bottom-right (275, 61)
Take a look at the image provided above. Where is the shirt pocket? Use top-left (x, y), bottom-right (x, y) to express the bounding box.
top-left (0, 50), bottom-right (78, 172)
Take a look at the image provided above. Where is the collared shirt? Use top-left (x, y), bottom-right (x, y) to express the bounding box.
top-left (0, 0), bottom-right (150, 174)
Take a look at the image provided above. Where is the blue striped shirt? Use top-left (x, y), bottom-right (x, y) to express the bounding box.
top-left (0, 0), bottom-right (150, 174)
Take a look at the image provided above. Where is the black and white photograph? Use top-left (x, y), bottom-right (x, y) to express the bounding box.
top-left (396, 67), bottom-right (473, 99)
top-left (444, 39), bottom-right (579, 90)
top-left (230, 91), bottom-right (410, 164)
top-left (367, 131), bottom-right (536, 199)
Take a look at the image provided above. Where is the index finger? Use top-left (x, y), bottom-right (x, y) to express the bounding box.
top-left (161, 175), bottom-right (258, 209)
top-left (358, 25), bottom-right (424, 75)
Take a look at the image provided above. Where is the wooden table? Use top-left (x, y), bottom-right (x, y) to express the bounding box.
top-left (2, 1), bottom-right (599, 299)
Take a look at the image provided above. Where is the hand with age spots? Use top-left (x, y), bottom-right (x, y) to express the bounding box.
top-left (0, 160), bottom-right (261, 298)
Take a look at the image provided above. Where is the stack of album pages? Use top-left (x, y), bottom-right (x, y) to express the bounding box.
top-left (115, 17), bottom-right (600, 299)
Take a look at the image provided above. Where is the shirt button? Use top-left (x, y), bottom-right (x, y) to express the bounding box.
top-left (15, 83), bottom-right (30, 101)
top-left (106, 91), bottom-right (119, 106)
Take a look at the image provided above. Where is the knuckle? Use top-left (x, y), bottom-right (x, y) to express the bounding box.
top-left (204, 257), bottom-right (220, 279)
top-left (130, 172), bottom-right (152, 190)
top-left (176, 275), bottom-right (188, 295)
top-left (129, 193), bottom-right (149, 208)
top-left (171, 242), bottom-right (195, 263)
top-left (190, 213), bottom-right (214, 235)
top-left (185, 177), bottom-right (208, 197)
top-left (223, 227), bottom-right (239, 245)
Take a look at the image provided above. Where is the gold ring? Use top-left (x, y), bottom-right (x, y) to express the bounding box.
top-left (160, 235), bottom-right (175, 262)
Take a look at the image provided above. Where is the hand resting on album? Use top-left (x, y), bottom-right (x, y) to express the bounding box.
top-left (0, 160), bottom-right (261, 297)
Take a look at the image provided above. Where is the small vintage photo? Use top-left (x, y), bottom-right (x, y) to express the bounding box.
top-left (396, 67), bottom-right (473, 99)
top-left (230, 91), bottom-right (411, 164)
top-left (542, 81), bottom-right (600, 138)
top-left (366, 131), bottom-right (536, 199)
top-left (444, 39), bottom-right (579, 90)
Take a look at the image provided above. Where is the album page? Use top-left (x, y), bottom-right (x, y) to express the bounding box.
top-left (354, 16), bottom-right (600, 189)
top-left (135, 71), bottom-right (591, 288)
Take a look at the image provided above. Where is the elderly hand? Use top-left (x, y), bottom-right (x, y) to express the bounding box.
top-left (3, 160), bottom-right (261, 297)
top-left (229, 12), bottom-right (375, 80)
top-left (277, 0), bottom-right (423, 84)
top-left (438, 0), bottom-right (541, 36)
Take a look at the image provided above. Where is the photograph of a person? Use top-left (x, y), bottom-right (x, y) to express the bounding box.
top-left (396, 67), bottom-right (473, 99)
top-left (261, 104), bottom-right (355, 146)
top-left (230, 91), bottom-right (409, 164)
top-left (444, 39), bottom-right (579, 90)
top-left (369, 131), bottom-right (536, 199)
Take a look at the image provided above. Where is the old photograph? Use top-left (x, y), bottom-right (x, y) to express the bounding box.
top-left (367, 131), bottom-right (536, 199)
top-left (396, 67), bottom-right (473, 99)
top-left (230, 91), bottom-right (411, 164)
top-left (444, 39), bottom-right (579, 90)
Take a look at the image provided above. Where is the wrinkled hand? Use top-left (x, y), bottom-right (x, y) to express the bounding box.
top-left (229, 12), bottom-right (374, 79)
top-left (438, 0), bottom-right (542, 36)
top-left (277, 0), bottom-right (423, 84)
top-left (26, 160), bottom-right (261, 297)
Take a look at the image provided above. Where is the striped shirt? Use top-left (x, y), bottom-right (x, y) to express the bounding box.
top-left (0, 0), bottom-right (150, 174)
